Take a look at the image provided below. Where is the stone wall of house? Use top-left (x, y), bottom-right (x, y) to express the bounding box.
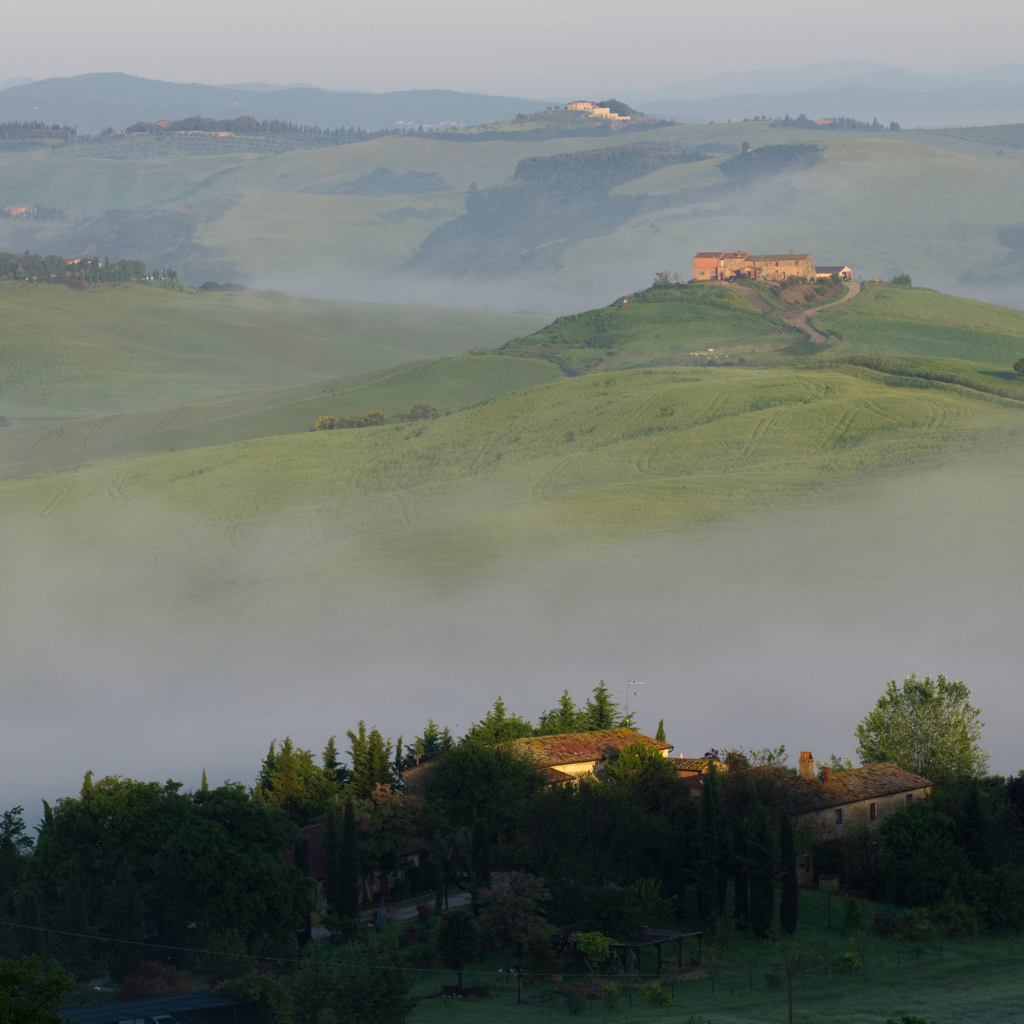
top-left (794, 785), bottom-right (932, 845)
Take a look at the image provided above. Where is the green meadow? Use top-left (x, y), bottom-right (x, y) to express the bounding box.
top-left (401, 888), bottom-right (1024, 1024)
top-left (0, 283), bottom-right (546, 418)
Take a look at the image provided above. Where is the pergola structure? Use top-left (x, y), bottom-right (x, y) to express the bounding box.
top-left (609, 927), bottom-right (702, 975)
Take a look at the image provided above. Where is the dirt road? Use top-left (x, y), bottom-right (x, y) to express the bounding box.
top-left (709, 279), bottom-right (861, 342)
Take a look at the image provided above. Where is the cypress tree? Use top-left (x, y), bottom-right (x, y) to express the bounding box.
top-left (717, 827), bottom-right (733, 917)
top-left (694, 763), bottom-right (720, 930)
top-left (471, 818), bottom-right (491, 888)
top-left (108, 861), bottom-right (144, 978)
top-left (747, 799), bottom-right (777, 939)
top-left (656, 719), bottom-right (667, 742)
top-left (323, 801), bottom-right (341, 911)
top-left (339, 798), bottom-right (360, 922)
top-left (778, 809), bottom-right (798, 934)
top-left (733, 824), bottom-right (750, 930)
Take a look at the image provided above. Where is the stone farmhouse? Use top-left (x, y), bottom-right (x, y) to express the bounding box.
top-left (512, 728), bottom-right (672, 782)
top-left (693, 251), bottom-right (853, 283)
top-left (566, 100), bottom-right (630, 121)
top-left (782, 751), bottom-right (932, 885)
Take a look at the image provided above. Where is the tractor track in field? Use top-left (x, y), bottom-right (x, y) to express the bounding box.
top-left (711, 280), bottom-right (862, 343)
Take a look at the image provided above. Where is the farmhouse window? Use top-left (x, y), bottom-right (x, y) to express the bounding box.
top-left (869, 802), bottom-right (876, 821)
top-left (906, 794), bottom-right (914, 806)
top-left (834, 808), bottom-right (843, 825)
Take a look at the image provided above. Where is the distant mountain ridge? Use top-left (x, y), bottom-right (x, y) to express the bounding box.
top-left (0, 73), bottom-right (551, 134)
top-left (620, 62), bottom-right (1024, 127)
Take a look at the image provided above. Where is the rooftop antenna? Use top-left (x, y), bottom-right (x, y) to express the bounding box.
top-left (623, 680), bottom-right (645, 725)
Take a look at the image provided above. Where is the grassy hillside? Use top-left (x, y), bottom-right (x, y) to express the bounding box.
top-left (0, 283), bottom-right (547, 418)
top-left (501, 284), bottom-right (800, 373)
top-left (3, 363), bottom-right (1018, 586)
top-left (0, 353), bottom-right (563, 479)
top-left (813, 282), bottom-right (1024, 364)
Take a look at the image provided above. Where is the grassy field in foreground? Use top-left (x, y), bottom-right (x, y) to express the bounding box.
top-left (0, 283), bottom-right (548, 418)
top-left (813, 284), bottom-right (1024, 365)
top-left (404, 888), bottom-right (1024, 1024)
top-left (2, 365), bottom-right (1019, 586)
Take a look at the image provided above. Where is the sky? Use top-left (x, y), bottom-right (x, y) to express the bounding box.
top-left (2, 0), bottom-right (1023, 96)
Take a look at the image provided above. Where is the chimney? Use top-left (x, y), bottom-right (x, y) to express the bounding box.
top-left (823, 766), bottom-right (832, 785)
top-left (799, 751), bottom-right (814, 780)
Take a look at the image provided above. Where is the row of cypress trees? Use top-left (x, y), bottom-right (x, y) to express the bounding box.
top-left (691, 764), bottom-right (800, 938)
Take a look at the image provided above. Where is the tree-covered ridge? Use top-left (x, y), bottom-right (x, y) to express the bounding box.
top-left (0, 251), bottom-right (148, 284)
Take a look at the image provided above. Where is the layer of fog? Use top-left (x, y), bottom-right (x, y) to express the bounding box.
top-left (2, 444), bottom-right (1023, 818)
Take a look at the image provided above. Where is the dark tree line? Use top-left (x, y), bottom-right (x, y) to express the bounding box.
top-left (0, 251), bottom-right (147, 284)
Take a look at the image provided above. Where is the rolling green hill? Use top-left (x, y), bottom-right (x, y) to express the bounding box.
top-left (501, 284), bottom-right (800, 373)
top-left (5, 123), bottom-right (1024, 295)
top-left (2, 361), bottom-right (1019, 587)
top-left (0, 283), bottom-right (547, 418)
top-left (812, 282), bottom-right (1024, 364)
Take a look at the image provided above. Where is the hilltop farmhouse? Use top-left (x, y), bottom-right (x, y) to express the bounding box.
top-left (693, 251), bottom-right (852, 283)
top-left (566, 100), bottom-right (630, 121)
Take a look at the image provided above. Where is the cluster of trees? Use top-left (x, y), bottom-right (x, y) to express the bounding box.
top-left (1, 675), bottom-right (1017, 1024)
top-left (120, 116), bottom-right (417, 148)
top-left (313, 411), bottom-right (386, 431)
top-left (770, 114), bottom-right (900, 131)
top-left (0, 252), bottom-right (148, 285)
top-left (0, 121), bottom-right (76, 141)
top-left (719, 143), bottom-right (822, 183)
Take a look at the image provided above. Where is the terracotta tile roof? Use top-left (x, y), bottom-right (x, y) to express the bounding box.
top-left (540, 766), bottom-right (576, 784)
top-left (670, 757), bottom-right (728, 773)
top-left (512, 728), bottom-right (672, 769)
top-left (785, 763), bottom-right (932, 813)
top-left (694, 250), bottom-right (731, 259)
top-left (815, 265), bottom-right (850, 273)
top-left (400, 759), bottom-right (436, 796)
top-left (745, 253), bottom-right (812, 261)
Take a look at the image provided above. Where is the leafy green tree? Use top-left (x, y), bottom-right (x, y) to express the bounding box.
top-left (778, 811), bottom-right (798, 934)
top-left (347, 723), bottom-right (397, 799)
top-left (464, 697), bottom-right (535, 744)
top-left (292, 941), bottom-right (413, 1024)
top-left (0, 808), bottom-right (33, 956)
top-left (108, 861), bottom-right (144, 978)
top-left (427, 740), bottom-right (541, 844)
top-left (256, 738), bottom-right (338, 820)
top-left (477, 871), bottom-right (550, 962)
top-left (602, 742), bottom-right (677, 787)
top-left (747, 799), bottom-right (777, 938)
top-left (29, 776), bottom-right (311, 956)
top-left (0, 955), bottom-right (73, 1024)
top-left (436, 908), bottom-right (479, 988)
top-left (536, 691), bottom-right (587, 735)
top-left (855, 673), bottom-right (989, 781)
top-left (1014, 358), bottom-right (1024, 377)
top-left (404, 720), bottom-right (453, 765)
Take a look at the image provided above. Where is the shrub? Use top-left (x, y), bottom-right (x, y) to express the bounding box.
top-left (1013, 357), bottom-right (1024, 377)
top-left (934, 900), bottom-right (980, 938)
top-left (565, 988), bottom-right (587, 1014)
top-left (600, 983), bottom-right (620, 1009)
top-left (890, 274), bottom-right (912, 286)
top-left (828, 951), bottom-right (863, 973)
top-left (843, 897), bottom-right (862, 932)
top-left (407, 404), bottom-right (439, 421)
top-left (641, 981), bottom-right (672, 1005)
top-left (764, 970), bottom-right (783, 989)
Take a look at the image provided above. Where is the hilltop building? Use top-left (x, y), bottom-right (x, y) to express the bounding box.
top-left (512, 728), bottom-right (671, 782)
top-left (566, 100), bottom-right (630, 121)
top-left (693, 250), bottom-right (816, 282)
top-left (814, 264), bottom-right (853, 281)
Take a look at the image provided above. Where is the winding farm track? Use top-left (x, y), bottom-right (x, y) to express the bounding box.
top-left (710, 280), bottom-right (862, 342)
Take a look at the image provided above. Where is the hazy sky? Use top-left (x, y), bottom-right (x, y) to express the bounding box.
top-left (3, 0), bottom-right (1023, 95)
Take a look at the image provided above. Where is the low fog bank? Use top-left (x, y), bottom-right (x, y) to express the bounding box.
top-left (251, 266), bottom-right (645, 318)
top-left (2, 454), bottom-right (1023, 817)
